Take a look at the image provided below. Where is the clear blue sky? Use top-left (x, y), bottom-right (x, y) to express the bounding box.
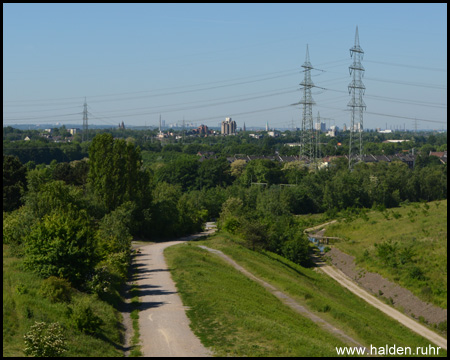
top-left (3, 3), bottom-right (447, 130)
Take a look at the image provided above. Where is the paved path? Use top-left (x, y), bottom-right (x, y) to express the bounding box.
top-left (136, 228), bottom-right (216, 357)
top-left (197, 245), bottom-right (368, 353)
top-left (314, 258), bottom-right (447, 350)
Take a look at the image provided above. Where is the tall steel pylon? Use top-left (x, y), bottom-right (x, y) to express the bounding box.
top-left (82, 97), bottom-right (88, 142)
top-left (299, 44), bottom-right (315, 163)
top-left (348, 26), bottom-right (366, 169)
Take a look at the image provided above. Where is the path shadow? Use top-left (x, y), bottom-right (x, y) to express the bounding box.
top-left (134, 283), bottom-right (178, 297)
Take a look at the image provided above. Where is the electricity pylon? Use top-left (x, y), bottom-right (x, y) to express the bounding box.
top-left (82, 98), bottom-right (88, 142)
top-left (348, 26), bottom-right (366, 169)
top-left (299, 44), bottom-right (315, 163)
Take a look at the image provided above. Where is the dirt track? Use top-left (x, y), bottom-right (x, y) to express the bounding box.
top-left (197, 245), bottom-right (368, 353)
top-left (314, 257), bottom-right (447, 350)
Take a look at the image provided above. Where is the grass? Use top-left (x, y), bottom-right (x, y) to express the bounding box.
top-left (165, 242), bottom-right (349, 357)
top-left (165, 234), bottom-right (446, 357)
top-left (324, 200), bottom-right (447, 309)
top-left (3, 245), bottom-right (124, 357)
top-left (129, 270), bottom-right (142, 356)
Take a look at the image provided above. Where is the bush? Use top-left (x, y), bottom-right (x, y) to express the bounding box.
top-left (408, 266), bottom-right (426, 281)
top-left (70, 297), bottom-right (104, 335)
top-left (437, 320), bottom-right (447, 333)
top-left (3, 207), bottom-right (36, 255)
top-left (24, 209), bottom-right (95, 288)
top-left (39, 276), bottom-right (73, 303)
top-left (23, 321), bottom-right (67, 357)
top-left (221, 216), bottom-right (242, 234)
top-left (281, 235), bottom-right (311, 267)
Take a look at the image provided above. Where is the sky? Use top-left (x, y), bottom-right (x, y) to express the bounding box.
top-left (3, 3), bottom-right (447, 131)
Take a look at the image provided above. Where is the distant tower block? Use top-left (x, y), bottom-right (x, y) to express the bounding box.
top-left (348, 26), bottom-right (366, 169)
top-left (299, 44), bottom-right (315, 162)
top-left (221, 117), bottom-right (236, 135)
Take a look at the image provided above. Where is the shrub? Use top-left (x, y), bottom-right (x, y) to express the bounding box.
top-left (24, 209), bottom-right (95, 288)
top-left (86, 265), bottom-right (115, 296)
top-left (3, 206), bottom-right (35, 256)
top-left (70, 297), bottom-right (104, 335)
top-left (222, 216), bottom-right (242, 234)
top-left (23, 321), bottom-right (67, 357)
top-left (408, 266), bottom-right (426, 281)
top-left (281, 236), bottom-right (310, 267)
top-left (39, 276), bottom-right (72, 303)
top-left (437, 320), bottom-right (447, 333)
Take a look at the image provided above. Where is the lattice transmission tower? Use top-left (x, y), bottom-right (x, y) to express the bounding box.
top-left (299, 44), bottom-right (316, 163)
top-left (82, 98), bottom-right (89, 142)
top-left (348, 26), bottom-right (366, 169)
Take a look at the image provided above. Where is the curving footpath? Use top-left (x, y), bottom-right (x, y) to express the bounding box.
top-left (135, 228), bottom-right (215, 357)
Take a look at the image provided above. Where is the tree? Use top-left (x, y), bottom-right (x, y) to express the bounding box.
top-left (88, 133), bottom-right (145, 211)
top-left (197, 157), bottom-right (232, 190)
top-left (154, 154), bottom-right (199, 192)
top-left (241, 217), bottom-right (267, 251)
top-left (3, 155), bottom-right (27, 212)
top-left (240, 159), bottom-right (283, 186)
top-left (24, 208), bottom-right (96, 287)
top-left (230, 159), bottom-right (247, 179)
top-left (151, 182), bottom-right (182, 237)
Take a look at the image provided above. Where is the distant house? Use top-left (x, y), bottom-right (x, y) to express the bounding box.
top-left (24, 136), bottom-right (31, 141)
top-left (382, 140), bottom-right (410, 143)
top-left (429, 151), bottom-right (447, 164)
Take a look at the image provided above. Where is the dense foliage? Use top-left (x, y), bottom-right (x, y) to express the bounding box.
top-left (2, 128), bottom-right (447, 354)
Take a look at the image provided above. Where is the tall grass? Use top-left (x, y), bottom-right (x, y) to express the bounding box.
top-left (325, 200), bottom-right (447, 308)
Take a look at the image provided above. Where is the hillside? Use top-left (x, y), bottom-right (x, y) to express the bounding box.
top-left (3, 245), bottom-right (124, 357)
top-left (165, 233), bottom-right (446, 356)
top-left (323, 200), bottom-right (447, 309)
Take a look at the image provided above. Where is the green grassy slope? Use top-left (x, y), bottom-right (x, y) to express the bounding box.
top-left (324, 200), bottom-right (447, 309)
top-left (3, 245), bottom-right (123, 357)
top-left (165, 234), bottom-right (446, 357)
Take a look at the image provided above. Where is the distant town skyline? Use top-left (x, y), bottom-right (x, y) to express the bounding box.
top-left (3, 4), bottom-right (447, 131)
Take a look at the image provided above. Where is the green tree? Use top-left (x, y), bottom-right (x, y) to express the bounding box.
top-left (95, 201), bottom-right (134, 257)
top-left (240, 159), bottom-right (283, 186)
top-left (154, 154), bottom-right (199, 191)
top-left (3, 155), bottom-right (27, 212)
top-left (151, 182), bottom-right (182, 237)
top-left (88, 133), bottom-right (146, 211)
top-left (197, 157), bottom-right (232, 190)
top-left (24, 209), bottom-right (96, 287)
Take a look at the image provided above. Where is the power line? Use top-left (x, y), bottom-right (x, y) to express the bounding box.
top-left (364, 60), bottom-right (446, 72)
top-left (3, 112), bottom-right (82, 122)
top-left (3, 67), bottom-right (301, 105)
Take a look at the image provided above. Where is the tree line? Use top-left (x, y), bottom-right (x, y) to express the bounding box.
top-left (4, 131), bottom-right (446, 275)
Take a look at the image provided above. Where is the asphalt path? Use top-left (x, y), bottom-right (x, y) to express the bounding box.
top-left (135, 228), bottom-right (216, 357)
